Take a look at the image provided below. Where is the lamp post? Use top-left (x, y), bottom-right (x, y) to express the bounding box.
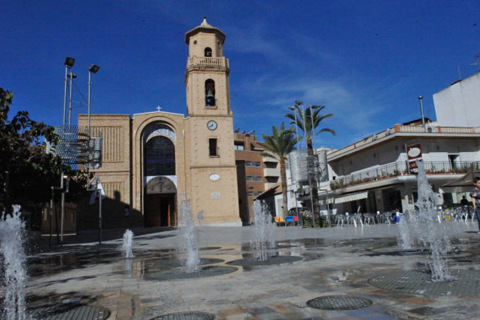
top-left (418, 96), bottom-right (425, 127)
top-left (63, 57), bottom-right (75, 126)
top-left (87, 65), bottom-right (100, 137)
top-left (288, 106), bottom-right (300, 145)
top-left (288, 106), bottom-right (301, 226)
top-left (67, 72), bottom-right (77, 126)
top-left (308, 105), bottom-right (316, 148)
top-left (59, 57), bottom-right (74, 246)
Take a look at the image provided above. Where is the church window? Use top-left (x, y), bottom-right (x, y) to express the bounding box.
top-left (209, 138), bottom-right (218, 157)
top-left (204, 47), bottom-right (212, 57)
top-left (145, 136), bottom-right (175, 176)
top-left (205, 79), bottom-right (215, 106)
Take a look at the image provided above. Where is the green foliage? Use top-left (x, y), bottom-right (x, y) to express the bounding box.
top-left (0, 87), bottom-right (87, 214)
top-left (257, 123), bottom-right (296, 162)
top-left (284, 100), bottom-right (336, 218)
top-left (284, 100), bottom-right (336, 150)
top-left (258, 123), bottom-right (297, 217)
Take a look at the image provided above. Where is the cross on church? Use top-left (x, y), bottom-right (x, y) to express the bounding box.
top-left (156, 106), bottom-right (162, 112)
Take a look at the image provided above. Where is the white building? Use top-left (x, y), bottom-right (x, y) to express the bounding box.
top-left (317, 71), bottom-right (480, 215)
top-left (283, 71), bottom-right (480, 217)
top-left (321, 122), bottom-right (480, 215)
top-left (259, 71), bottom-right (480, 220)
top-left (434, 72), bottom-right (480, 128)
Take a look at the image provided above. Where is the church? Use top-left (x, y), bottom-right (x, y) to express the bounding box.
top-left (78, 18), bottom-right (242, 228)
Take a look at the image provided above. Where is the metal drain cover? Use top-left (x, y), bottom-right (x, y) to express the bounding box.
top-left (150, 311), bottom-right (215, 320)
top-left (30, 305), bottom-right (110, 320)
top-left (307, 295), bottom-right (372, 310)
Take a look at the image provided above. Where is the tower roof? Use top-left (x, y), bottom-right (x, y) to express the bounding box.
top-left (185, 17), bottom-right (226, 44)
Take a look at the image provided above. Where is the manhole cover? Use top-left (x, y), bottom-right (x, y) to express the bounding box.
top-left (30, 305), bottom-right (110, 320)
top-left (150, 311), bottom-right (215, 320)
top-left (307, 295), bottom-right (372, 310)
top-left (368, 269), bottom-right (480, 297)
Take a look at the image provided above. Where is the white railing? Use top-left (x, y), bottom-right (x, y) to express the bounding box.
top-left (187, 57), bottom-right (229, 68)
top-left (328, 125), bottom-right (480, 159)
top-left (331, 160), bottom-right (480, 189)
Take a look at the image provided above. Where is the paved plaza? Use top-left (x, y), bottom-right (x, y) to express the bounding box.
top-left (21, 221), bottom-right (480, 319)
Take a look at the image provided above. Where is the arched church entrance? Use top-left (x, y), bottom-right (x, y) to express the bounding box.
top-left (145, 177), bottom-right (176, 227)
top-left (143, 124), bottom-right (177, 227)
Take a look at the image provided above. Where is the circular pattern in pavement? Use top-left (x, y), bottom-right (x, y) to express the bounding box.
top-left (29, 304), bottom-right (110, 320)
top-left (307, 295), bottom-right (372, 310)
top-left (368, 269), bottom-right (480, 297)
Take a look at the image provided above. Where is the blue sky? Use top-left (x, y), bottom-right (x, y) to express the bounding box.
top-left (2, 0), bottom-right (479, 149)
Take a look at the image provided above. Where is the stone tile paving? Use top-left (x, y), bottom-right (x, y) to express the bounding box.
top-left (20, 223), bottom-right (480, 319)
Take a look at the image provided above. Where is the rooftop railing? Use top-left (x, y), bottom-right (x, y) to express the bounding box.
top-left (328, 125), bottom-right (480, 159)
top-left (330, 160), bottom-right (480, 189)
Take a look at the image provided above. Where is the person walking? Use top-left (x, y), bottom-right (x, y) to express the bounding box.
top-left (469, 177), bottom-right (480, 232)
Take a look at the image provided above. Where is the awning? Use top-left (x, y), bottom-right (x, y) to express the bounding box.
top-left (333, 191), bottom-right (368, 204)
top-left (442, 171), bottom-right (480, 187)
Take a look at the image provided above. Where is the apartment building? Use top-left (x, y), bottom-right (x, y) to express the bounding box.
top-left (318, 71), bottom-right (480, 215)
top-left (234, 132), bottom-right (280, 225)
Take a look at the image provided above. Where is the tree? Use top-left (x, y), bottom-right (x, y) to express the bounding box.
top-left (285, 100), bottom-right (336, 152)
top-left (257, 123), bottom-right (297, 217)
top-left (285, 100), bottom-right (335, 220)
top-left (0, 88), bottom-right (86, 225)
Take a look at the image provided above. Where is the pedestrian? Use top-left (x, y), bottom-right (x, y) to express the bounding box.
top-left (460, 196), bottom-right (470, 206)
top-left (395, 208), bottom-right (401, 224)
top-left (469, 177), bottom-right (480, 232)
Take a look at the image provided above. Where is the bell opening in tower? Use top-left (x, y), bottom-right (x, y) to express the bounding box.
top-left (205, 79), bottom-right (216, 106)
top-left (204, 47), bottom-right (212, 57)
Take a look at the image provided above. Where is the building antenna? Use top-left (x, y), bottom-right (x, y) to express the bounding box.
top-left (471, 54), bottom-right (480, 72)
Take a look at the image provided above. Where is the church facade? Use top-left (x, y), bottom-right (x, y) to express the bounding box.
top-left (79, 19), bottom-right (241, 227)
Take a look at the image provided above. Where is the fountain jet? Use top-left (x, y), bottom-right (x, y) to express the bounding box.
top-left (0, 205), bottom-right (28, 320)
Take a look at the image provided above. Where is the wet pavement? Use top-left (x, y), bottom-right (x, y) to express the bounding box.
top-left (18, 221), bottom-right (480, 319)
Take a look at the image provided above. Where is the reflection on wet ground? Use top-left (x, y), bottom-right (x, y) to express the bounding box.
top-left (27, 236), bottom-right (480, 278)
top-left (19, 228), bottom-right (480, 319)
top-left (27, 239), bottom-right (317, 279)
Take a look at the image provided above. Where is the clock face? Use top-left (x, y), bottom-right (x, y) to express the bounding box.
top-left (207, 120), bottom-right (218, 130)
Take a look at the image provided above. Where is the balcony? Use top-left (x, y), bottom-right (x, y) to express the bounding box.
top-left (186, 57), bottom-right (229, 70)
top-left (263, 167), bottom-right (279, 177)
top-left (331, 160), bottom-right (480, 189)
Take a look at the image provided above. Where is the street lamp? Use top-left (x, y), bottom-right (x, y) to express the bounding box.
top-left (418, 96), bottom-right (425, 128)
top-left (67, 72), bottom-right (77, 126)
top-left (288, 105), bottom-right (301, 225)
top-left (64, 57), bottom-right (75, 68)
top-left (63, 57), bottom-right (75, 126)
top-left (87, 65), bottom-right (100, 137)
top-left (288, 105), bottom-right (300, 145)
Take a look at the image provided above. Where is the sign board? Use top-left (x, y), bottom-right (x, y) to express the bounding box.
top-left (407, 143), bottom-right (422, 173)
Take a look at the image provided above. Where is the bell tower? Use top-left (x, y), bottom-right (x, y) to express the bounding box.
top-left (184, 18), bottom-right (241, 226)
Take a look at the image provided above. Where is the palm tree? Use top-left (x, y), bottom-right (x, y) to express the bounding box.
top-left (285, 100), bottom-right (335, 153)
top-left (285, 100), bottom-right (336, 220)
top-left (257, 123), bottom-right (297, 217)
